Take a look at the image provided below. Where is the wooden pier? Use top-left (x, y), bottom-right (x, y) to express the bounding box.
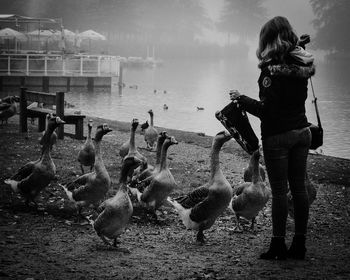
top-left (0, 53), bottom-right (123, 92)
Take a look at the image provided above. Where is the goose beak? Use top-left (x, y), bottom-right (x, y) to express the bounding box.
top-left (56, 117), bottom-right (66, 124)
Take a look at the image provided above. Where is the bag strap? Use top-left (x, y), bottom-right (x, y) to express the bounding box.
top-left (310, 77), bottom-right (322, 129)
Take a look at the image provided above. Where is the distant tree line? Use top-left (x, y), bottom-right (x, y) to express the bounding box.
top-left (310, 0), bottom-right (350, 55)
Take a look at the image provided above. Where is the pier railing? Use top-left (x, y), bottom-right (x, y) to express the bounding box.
top-left (0, 53), bottom-right (120, 77)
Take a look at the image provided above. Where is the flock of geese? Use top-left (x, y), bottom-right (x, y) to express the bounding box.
top-left (2, 100), bottom-right (317, 250)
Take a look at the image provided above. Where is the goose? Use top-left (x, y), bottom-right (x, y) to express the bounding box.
top-left (0, 96), bottom-right (18, 124)
top-left (119, 119), bottom-right (147, 161)
top-left (144, 109), bottom-right (158, 150)
top-left (243, 149), bottom-right (266, 182)
top-left (120, 119), bottom-right (147, 178)
top-left (196, 107), bottom-right (204, 111)
top-left (129, 135), bottom-right (178, 220)
top-left (4, 116), bottom-right (65, 206)
top-left (39, 113), bottom-right (58, 151)
top-left (163, 104), bottom-right (168, 110)
top-left (77, 119), bottom-right (95, 174)
top-left (130, 131), bottom-right (168, 189)
top-left (167, 131), bottom-right (233, 243)
top-left (59, 124), bottom-right (112, 218)
top-left (288, 172), bottom-right (317, 219)
top-left (140, 120), bottom-right (149, 135)
top-left (229, 149), bottom-right (270, 232)
top-left (90, 155), bottom-right (142, 249)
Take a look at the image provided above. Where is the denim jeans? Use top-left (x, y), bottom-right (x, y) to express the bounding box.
top-left (262, 127), bottom-right (311, 237)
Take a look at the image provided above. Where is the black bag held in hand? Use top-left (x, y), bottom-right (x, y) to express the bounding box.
top-left (309, 78), bottom-right (323, 150)
top-left (216, 101), bottom-right (259, 155)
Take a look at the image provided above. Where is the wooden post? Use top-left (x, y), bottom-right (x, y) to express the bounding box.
top-left (66, 77), bottom-right (71, 92)
top-left (7, 56), bottom-right (11, 75)
top-left (97, 56), bottom-right (101, 76)
top-left (118, 62), bottom-right (123, 88)
top-left (42, 77), bottom-right (49, 92)
top-left (62, 57), bottom-right (66, 75)
top-left (20, 87), bottom-right (28, 133)
top-left (76, 118), bottom-right (84, 140)
top-left (56, 91), bottom-right (65, 139)
top-left (38, 116), bottom-right (46, 132)
top-left (80, 56), bottom-right (83, 76)
top-left (44, 56), bottom-right (48, 76)
top-left (87, 77), bottom-right (94, 91)
top-left (26, 55), bottom-right (29, 75)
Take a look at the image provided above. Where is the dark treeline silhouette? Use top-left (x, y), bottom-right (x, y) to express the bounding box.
top-left (218, 0), bottom-right (267, 44)
top-left (310, 0), bottom-right (350, 61)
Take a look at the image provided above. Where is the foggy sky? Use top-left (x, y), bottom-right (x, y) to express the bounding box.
top-left (202, 0), bottom-right (314, 35)
top-left (201, 0), bottom-right (316, 59)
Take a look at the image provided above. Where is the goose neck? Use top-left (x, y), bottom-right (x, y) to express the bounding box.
top-left (40, 126), bottom-right (54, 155)
top-left (93, 139), bottom-right (106, 173)
top-left (155, 139), bottom-right (165, 165)
top-left (210, 141), bottom-right (223, 179)
top-left (119, 163), bottom-right (130, 184)
top-left (159, 143), bottom-right (170, 170)
top-left (41, 142), bottom-right (52, 162)
top-left (87, 125), bottom-right (92, 140)
top-left (129, 127), bottom-right (136, 152)
top-left (150, 114), bottom-right (154, 126)
top-left (252, 159), bottom-right (260, 183)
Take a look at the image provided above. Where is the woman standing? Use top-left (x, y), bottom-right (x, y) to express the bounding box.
top-left (230, 16), bottom-right (315, 260)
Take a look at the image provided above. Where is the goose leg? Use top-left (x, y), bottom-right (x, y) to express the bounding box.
top-left (99, 234), bottom-right (112, 246)
top-left (250, 217), bottom-right (256, 230)
top-left (231, 214), bottom-right (243, 232)
top-left (80, 165), bottom-right (85, 175)
top-left (196, 230), bottom-right (205, 244)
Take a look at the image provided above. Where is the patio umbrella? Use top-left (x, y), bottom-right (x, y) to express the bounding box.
top-left (78, 29), bottom-right (106, 41)
top-left (27, 29), bottom-right (59, 51)
top-left (27, 29), bottom-right (57, 41)
top-left (0, 28), bottom-right (27, 52)
top-left (77, 29), bottom-right (106, 52)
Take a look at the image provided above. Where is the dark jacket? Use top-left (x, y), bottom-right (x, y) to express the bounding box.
top-left (236, 53), bottom-right (315, 139)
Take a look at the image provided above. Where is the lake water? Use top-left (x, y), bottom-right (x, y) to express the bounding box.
top-left (65, 58), bottom-right (350, 159)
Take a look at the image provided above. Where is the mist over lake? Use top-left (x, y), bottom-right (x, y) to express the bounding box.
top-left (64, 57), bottom-right (350, 160)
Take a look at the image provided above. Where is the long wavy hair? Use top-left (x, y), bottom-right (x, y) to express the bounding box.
top-left (256, 16), bottom-right (298, 68)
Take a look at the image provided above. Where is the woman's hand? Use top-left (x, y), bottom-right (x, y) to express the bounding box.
top-left (229, 90), bottom-right (241, 101)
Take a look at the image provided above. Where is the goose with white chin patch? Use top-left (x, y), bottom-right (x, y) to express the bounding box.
top-left (59, 124), bottom-right (112, 219)
top-left (90, 155), bottom-right (142, 249)
top-left (167, 130), bottom-right (233, 244)
top-left (4, 116), bottom-right (65, 207)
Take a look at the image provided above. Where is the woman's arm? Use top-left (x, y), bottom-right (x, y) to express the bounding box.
top-left (229, 90), bottom-right (264, 119)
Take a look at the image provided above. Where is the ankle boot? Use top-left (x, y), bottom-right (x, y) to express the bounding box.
top-left (260, 237), bottom-right (287, 260)
top-left (287, 235), bottom-right (306, 259)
